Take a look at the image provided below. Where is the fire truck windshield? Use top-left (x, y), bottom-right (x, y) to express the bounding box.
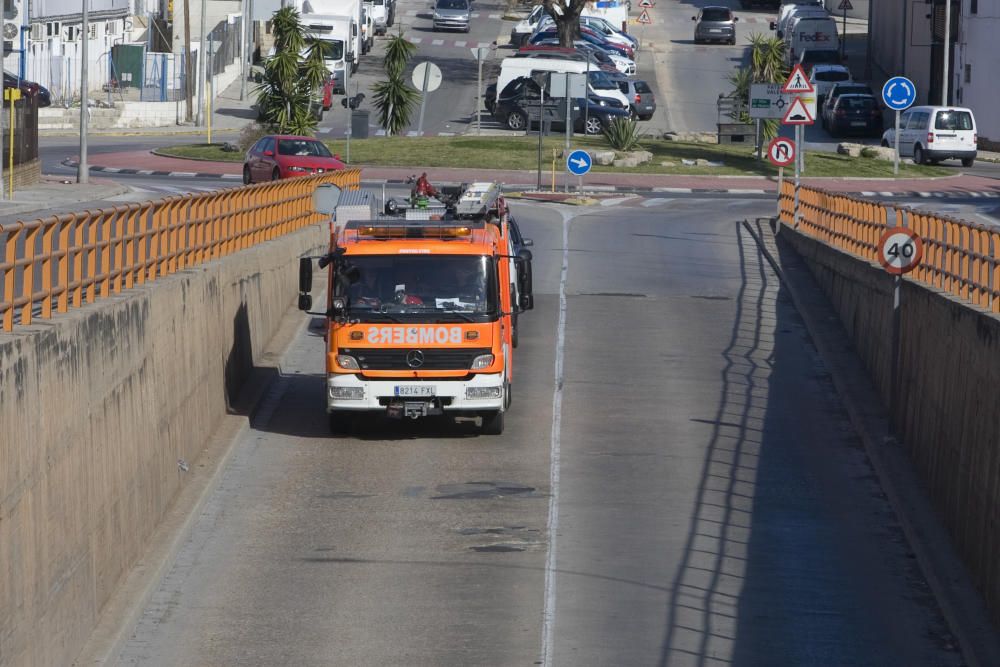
top-left (336, 255), bottom-right (499, 321)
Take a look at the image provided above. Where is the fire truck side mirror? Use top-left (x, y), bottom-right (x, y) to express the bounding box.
top-left (519, 294), bottom-right (534, 311)
top-left (298, 294), bottom-right (313, 311)
top-left (299, 257), bottom-right (313, 296)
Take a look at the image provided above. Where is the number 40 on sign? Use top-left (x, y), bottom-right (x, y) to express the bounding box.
top-left (878, 227), bottom-right (923, 275)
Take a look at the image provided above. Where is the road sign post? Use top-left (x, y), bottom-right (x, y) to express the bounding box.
top-left (780, 66), bottom-right (814, 211)
top-left (878, 217), bottom-right (923, 422)
top-left (838, 0), bottom-right (853, 60)
top-left (881, 76), bottom-right (916, 176)
top-left (768, 137), bottom-right (795, 220)
top-left (566, 148), bottom-right (591, 191)
top-left (412, 61), bottom-right (443, 136)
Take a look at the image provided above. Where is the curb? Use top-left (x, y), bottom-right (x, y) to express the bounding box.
top-left (151, 148), bottom-right (245, 163)
top-left (61, 159), bottom-right (1000, 198)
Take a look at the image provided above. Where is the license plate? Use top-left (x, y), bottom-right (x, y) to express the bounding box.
top-left (710, 29), bottom-right (723, 33)
top-left (394, 385), bottom-right (435, 397)
top-left (850, 121), bottom-right (866, 127)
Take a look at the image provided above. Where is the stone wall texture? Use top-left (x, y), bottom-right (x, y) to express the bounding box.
top-left (0, 223), bottom-right (325, 667)
top-left (783, 227), bottom-right (1000, 629)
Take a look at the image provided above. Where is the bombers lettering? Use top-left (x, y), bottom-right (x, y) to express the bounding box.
top-left (366, 326), bottom-right (464, 345)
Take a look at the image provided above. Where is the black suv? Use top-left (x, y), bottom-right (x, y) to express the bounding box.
top-left (486, 78), bottom-right (629, 134)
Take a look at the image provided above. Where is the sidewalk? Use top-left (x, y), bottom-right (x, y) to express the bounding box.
top-left (65, 149), bottom-right (1000, 197)
top-left (0, 176), bottom-right (131, 225)
top-left (39, 77), bottom-right (256, 138)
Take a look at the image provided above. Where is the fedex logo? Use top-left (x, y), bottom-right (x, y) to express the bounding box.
top-left (366, 326), bottom-right (464, 345)
top-left (800, 32), bottom-right (832, 42)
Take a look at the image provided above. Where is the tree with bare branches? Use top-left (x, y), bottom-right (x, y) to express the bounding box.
top-left (541, 0), bottom-right (586, 47)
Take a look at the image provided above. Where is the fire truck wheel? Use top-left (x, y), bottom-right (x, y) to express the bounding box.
top-left (480, 409), bottom-right (505, 435)
top-left (328, 411), bottom-right (353, 436)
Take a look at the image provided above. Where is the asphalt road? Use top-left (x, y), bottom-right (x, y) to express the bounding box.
top-left (114, 199), bottom-right (962, 667)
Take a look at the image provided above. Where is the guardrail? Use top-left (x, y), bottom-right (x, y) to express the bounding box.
top-left (779, 180), bottom-right (1000, 313)
top-left (0, 169), bottom-right (360, 332)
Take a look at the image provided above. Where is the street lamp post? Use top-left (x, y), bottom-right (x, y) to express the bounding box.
top-left (78, 0), bottom-right (89, 184)
top-left (941, 0), bottom-right (951, 105)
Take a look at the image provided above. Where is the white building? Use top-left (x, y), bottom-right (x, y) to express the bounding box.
top-left (2, 0), bottom-right (242, 104)
top-left (869, 0), bottom-right (999, 143)
top-left (953, 0), bottom-right (1000, 142)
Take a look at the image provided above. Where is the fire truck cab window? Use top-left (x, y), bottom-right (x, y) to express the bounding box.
top-left (339, 255), bottom-right (498, 319)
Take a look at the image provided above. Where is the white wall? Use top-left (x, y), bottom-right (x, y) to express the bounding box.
top-left (954, 0), bottom-right (1000, 140)
top-left (33, 0), bottom-right (130, 19)
top-left (869, 0), bottom-right (934, 104)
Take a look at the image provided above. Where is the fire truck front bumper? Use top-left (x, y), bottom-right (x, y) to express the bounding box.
top-left (327, 373), bottom-right (506, 416)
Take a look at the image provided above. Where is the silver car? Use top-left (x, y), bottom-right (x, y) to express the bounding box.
top-left (432, 0), bottom-right (470, 32)
top-left (692, 6), bottom-right (738, 45)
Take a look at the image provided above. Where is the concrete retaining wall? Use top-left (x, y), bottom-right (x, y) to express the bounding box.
top-left (0, 223), bottom-right (326, 667)
top-left (783, 226), bottom-right (1000, 628)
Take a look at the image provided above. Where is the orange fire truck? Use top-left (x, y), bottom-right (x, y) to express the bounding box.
top-left (297, 181), bottom-right (534, 435)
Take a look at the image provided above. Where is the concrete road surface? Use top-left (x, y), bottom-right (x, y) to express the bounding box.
top-left (114, 199), bottom-right (961, 666)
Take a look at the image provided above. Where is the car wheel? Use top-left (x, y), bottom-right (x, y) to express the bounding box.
top-left (506, 111), bottom-right (527, 131)
top-left (729, 37), bottom-right (736, 46)
top-left (243, 165), bottom-right (252, 185)
top-left (913, 145), bottom-right (925, 165)
top-left (629, 108), bottom-right (639, 121)
top-left (585, 116), bottom-right (603, 135)
top-left (962, 157), bottom-right (975, 168)
top-left (480, 410), bottom-right (504, 435)
top-left (881, 139), bottom-right (889, 148)
top-left (271, 167), bottom-right (281, 181)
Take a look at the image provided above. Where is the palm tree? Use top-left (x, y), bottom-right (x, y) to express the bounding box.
top-left (372, 31), bottom-right (420, 135)
top-left (729, 33), bottom-right (788, 144)
top-left (254, 7), bottom-right (328, 135)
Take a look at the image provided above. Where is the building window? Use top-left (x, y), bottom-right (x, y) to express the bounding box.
top-left (970, 0), bottom-right (977, 14)
top-left (964, 63), bottom-right (971, 83)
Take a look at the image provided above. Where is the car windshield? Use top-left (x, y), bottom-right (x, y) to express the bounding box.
top-left (335, 255), bottom-right (499, 318)
top-left (816, 70), bottom-right (850, 82)
top-left (278, 139), bottom-right (333, 157)
top-left (935, 110), bottom-right (974, 131)
top-left (437, 0), bottom-right (468, 9)
top-left (313, 40), bottom-right (344, 60)
top-left (834, 85), bottom-right (871, 96)
top-left (635, 81), bottom-right (652, 94)
top-left (701, 8), bottom-right (732, 21)
top-left (589, 71), bottom-right (617, 90)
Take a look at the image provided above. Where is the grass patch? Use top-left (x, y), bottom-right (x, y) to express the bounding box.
top-left (157, 143), bottom-right (244, 162)
top-left (157, 136), bottom-right (950, 178)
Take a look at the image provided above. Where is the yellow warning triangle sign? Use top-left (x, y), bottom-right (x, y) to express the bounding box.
top-left (781, 64), bottom-right (814, 94)
top-left (638, 9), bottom-right (652, 24)
top-left (782, 96), bottom-right (814, 125)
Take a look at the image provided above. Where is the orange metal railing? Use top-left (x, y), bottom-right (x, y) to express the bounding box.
top-left (784, 182), bottom-right (1000, 314)
top-left (0, 170), bottom-right (360, 331)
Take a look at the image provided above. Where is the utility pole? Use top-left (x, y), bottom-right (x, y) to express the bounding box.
top-left (239, 0), bottom-right (247, 101)
top-left (941, 0), bottom-right (951, 105)
top-left (184, 0), bottom-right (193, 121)
top-left (196, 0), bottom-right (207, 126)
top-left (78, 0), bottom-right (89, 184)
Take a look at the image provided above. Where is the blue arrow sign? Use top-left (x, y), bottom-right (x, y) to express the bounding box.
top-left (566, 149), bottom-right (592, 176)
top-left (882, 76), bottom-right (916, 111)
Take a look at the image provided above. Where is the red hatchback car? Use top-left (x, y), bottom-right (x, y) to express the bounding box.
top-left (243, 135), bottom-right (345, 184)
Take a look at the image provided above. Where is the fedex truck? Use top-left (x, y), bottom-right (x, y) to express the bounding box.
top-left (783, 16), bottom-right (838, 65)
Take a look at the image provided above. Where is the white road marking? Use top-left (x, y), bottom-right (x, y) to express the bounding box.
top-left (599, 197), bottom-right (635, 206)
top-left (541, 206), bottom-right (570, 667)
top-left (410, 36), bottom-right (423, 44)
top-left (454, 40), bottom-right (466, 47)
top-left (432, 39), bottom-right (444, 45)
top-left (641, 197), bottom-right (673, 207)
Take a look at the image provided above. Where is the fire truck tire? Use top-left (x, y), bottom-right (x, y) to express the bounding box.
top-left (480, 409), bottom-right (504, 435)
top-left (328, 411), bottom-right (353, 436)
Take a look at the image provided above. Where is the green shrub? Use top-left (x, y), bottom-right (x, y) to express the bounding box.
top-left (238, 123), bottom-right (270, 152)
top-left (861, 147), bottom-right (878, 159)
top-left (602, 118), bottom-right (644, 151)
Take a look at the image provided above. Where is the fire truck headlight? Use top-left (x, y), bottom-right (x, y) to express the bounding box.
top-left (329, 385), bottom-right (364, 400)
top-left (336, 354), bottom-right (360, 370)
top-left (470, 354), bottom-right (494, 370)
top-left (466, 386), bottom-right (502, 400)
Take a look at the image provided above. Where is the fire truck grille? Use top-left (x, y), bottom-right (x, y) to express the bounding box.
top-left (345, 348), bottom-right (491, 371)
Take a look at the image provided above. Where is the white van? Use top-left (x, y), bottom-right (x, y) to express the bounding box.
top-left (784, 16), bottom-right (838, 65)
top-left (882, 106), bottom-right (978, 166)
top-left (773, 3), bottom-right (827, 37)
top-left (495, 56), bottom-right (630, 108)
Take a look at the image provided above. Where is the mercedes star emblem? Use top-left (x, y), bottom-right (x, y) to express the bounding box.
top-left (406, 350), bottom-right (425, 368)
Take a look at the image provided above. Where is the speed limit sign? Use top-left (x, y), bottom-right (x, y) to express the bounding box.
top-left (878, 227), bottom-right (923, 275)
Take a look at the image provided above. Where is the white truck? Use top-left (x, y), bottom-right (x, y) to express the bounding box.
top-left (298, 0), bottom-right (364, 92)
top-left (364, 0), bottom-right (392, 35)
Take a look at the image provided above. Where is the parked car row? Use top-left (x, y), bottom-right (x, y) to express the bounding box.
top-left (488, 2), bottom-right (655, 134)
